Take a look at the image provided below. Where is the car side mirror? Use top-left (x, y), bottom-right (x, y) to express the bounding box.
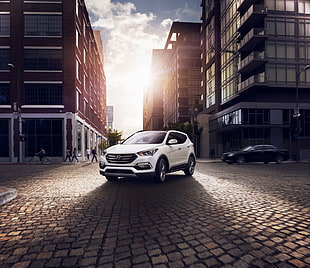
top-left (167, 139), bottom-right (178, 145)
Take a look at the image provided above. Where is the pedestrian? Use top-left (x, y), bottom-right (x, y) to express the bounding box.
top-left (64, 147), bottom-right (71, 162)
top-left (71, 148), bottom-right (79, 162)
top-left (86, 148), bottom-right (91, 160)
top-left (91, 148), bottom-right (97, 162)
top-left (37, 147), bottom-right (46, 162)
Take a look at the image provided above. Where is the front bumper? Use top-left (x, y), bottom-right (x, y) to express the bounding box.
top-left (99, 156), bottom-right (157, 178)
top-left (99, 169), bottom-right (155, 178)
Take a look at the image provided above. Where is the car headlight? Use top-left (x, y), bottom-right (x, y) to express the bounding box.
top-left (228, 153), bottom-right (234, 157)
top-left (137, 148), bottom-right (158, 156)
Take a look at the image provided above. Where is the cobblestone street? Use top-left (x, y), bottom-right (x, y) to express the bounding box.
top-left (0, 161), bottom-right (309, 267)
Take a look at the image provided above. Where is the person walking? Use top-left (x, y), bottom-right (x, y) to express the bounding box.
top-left (71, 148), bottom-right (79, 162)
top-left (210, 148), bottom-right (216, 160)
top-left (64, 147), bottom-right (71, 162)
top-left (91, 148), bottom-right (97, 162)
top-left (86, 148), bottom-right (91, 160)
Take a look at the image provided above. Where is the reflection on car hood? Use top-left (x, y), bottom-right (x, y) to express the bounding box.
top-left (106, 144), bottom-right (160, 154)
top-left (223, 151), bottom-right (239, 155)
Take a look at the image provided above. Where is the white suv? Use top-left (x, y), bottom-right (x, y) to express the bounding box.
top-left (99, 130), bottom-right (196, 182)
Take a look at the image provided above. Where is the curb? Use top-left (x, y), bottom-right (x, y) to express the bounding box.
top-left (0, 187), bottom-right (17, 206)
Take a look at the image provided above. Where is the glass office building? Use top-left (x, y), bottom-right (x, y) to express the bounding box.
top-left (201, 0), bottom-right (310, 160)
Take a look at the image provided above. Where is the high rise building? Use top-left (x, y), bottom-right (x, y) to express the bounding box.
top-left (0, 0), bottom-right (106, 162)
top-left (163, 22), bottom-right (203, 126)
top-left (106, 105), bottom-right (114, 131)
top-left (200, 0), bottom-right (310, 160)
top-left (144, 22), bottom-right (203, 132)
top-left (143, 49), bottom-right (165, 131)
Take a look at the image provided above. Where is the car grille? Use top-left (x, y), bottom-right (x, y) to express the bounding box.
top-left (106, 153), bottom-right (137, 164)
top-left (105, 169), bottom-right (135, 175)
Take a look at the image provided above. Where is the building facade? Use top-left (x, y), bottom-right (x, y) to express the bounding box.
top-left (163, 22), bottom-right (203, 126)
top-left (0, 0), bottom-right (106, 162)
top-left (201, 0), bottom-right (310, 160)
top-left (143, 49), bottom-right (165, 131)
top-left (106, 105), bottom-right (114, 131)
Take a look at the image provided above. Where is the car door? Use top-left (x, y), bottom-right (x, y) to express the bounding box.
top-left (173, 132), bottom-right (189, 165)
top-left (246, 146), bottom-right (262, 162)
top-left (166, 132), bottom-right (187, 167)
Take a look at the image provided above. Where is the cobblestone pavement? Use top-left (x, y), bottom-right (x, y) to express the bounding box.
top-left (0, 161), bottom-right (309, 268)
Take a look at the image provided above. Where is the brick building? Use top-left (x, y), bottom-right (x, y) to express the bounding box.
top-left (0, 0), bottom-right (106, 162)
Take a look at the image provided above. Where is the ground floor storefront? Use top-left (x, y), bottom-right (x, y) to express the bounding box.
top-left (0, 113), bottom-right (106, 163)
top-left (198, 103), bottom-right (310, 160)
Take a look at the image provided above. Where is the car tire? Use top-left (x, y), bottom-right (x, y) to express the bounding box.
top-left (275, 154), bottom-right (284, 164)
top-left (236, 155), bottom-right (245, 165)
top-left (154, 158), bottom-right (167, 183)
top-left (106, 176), bottom-right (117, 181)
top-left (184, 155), bottom-right (195, 176)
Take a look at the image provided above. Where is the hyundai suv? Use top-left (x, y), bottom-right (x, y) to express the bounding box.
top-left (99, 130), bottom-right (196, 182)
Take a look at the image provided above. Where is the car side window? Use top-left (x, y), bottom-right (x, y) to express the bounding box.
top-left (167, 132), bottom-right (186, 144)
top-left (175, 133), bottom-right (187, 144)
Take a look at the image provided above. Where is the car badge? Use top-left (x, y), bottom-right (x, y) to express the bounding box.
top-left (116, 155), bottom-right (122, 160)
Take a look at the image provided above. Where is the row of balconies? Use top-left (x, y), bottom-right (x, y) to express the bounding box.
top-left (237, 0), bottom-right (260, 13)
top-left (238, 73), bottom-right (267, 92)
top-left (238, 28), bottom-right (267, 52)
top-left (238, 5), bottom-right (267, 34)
top-left (238, 51), bottom-right (267, 73)
top-left (237, 3), bottom-right (268, 91)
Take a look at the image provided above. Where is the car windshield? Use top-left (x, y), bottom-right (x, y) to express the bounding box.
top-left (241, 146), bottom-right (254, 151)
top-left (122, 131), bottom-right (167, 145)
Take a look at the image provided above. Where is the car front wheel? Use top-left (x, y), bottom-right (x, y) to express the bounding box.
top-left (184, 155), bottom-right (195, 176)
top-left (236, 155), bottom-right (245, 165)
top-left (275, 154), bottom-right (284, 164)
top-left (154, 158), bottom-right (167, 183)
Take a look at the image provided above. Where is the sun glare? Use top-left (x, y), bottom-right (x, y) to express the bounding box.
top-left (125, 67), bottom-right (151, 93)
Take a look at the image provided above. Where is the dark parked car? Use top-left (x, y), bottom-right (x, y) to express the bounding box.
top-left (221, 145), bottom-right (289, 165)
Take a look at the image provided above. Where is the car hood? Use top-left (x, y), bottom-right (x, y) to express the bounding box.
top-left (105, 144), bottom-right (161, 154)
top-left (223, 151), bottom-right (240, 155)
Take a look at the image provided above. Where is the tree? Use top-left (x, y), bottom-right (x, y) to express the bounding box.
top-left (107, 129), bottom-right (123, 146)
top-left (98, 129), bottom-right (123, 151)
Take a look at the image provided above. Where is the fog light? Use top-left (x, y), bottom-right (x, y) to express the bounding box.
top-left (135, 162), bottom-right (152, 170)
top-left (99, 161), bottom-right (105, 169)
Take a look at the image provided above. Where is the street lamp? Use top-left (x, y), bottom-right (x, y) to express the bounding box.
top-left (293, 64), bottom-right (310, 161)
top-left (8, 63), bottom-right (22, 163)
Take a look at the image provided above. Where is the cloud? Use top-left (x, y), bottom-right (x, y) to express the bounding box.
top-left (85, 0), bottom-right (169, 137)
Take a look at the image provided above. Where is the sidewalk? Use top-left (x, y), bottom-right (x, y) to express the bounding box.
top-left (0, 187), bottom-right (17, 206)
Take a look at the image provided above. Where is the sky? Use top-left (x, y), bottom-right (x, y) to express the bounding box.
top-left (84, 0), bottom-right (201, 138)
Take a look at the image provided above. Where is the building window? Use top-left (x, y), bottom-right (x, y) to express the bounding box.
top-left (206, 64), bottom-right (215, 108)
top-left (76, 0), bottom-right (79, 17)
top-left (76, 59), bottom-right (81, 81)
top-left (23, 119), bottom-right (63, 157)
top-left (242, 109), bottom-right (270, 125)
top-left (24, 83), bottom-right (62, 105)
top-left (0, 14), bottom-right (10, 36)
top-left (0, 83), bottom-right (10, 105)
top-left (76, 89), bottom-right (80, 111)
top-left (84, 99), bottom-right (88, 116)
top-left (0, 48), bottom-right (10, 70)
top-left (24, 14), bottom-right (62, 37)
top-left (24, 49), bottom-right (62, 70)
